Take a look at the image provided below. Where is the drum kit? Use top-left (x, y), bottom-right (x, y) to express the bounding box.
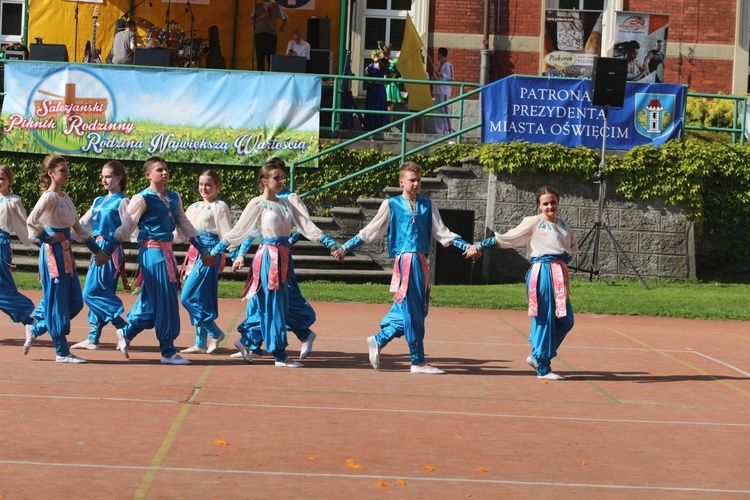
top-left (131, 16), bottom-right (208, 67)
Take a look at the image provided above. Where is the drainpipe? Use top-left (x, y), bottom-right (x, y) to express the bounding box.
top-left (481, 0), bottom-right (496, 283)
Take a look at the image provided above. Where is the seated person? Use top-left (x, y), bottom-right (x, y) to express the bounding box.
top-left (286, 30), bottom-right (310, 60)
top-left (112, 19), bottom-right (137, 64)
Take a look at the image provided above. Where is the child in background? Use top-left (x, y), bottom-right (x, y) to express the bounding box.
top-left (73, 160), bottom-right (131, 350)
top-left (0, 166), bottom-right (41, 334)
top-left (333, 161), bottom-right (474, 374)
top-left (108, 157), bottom-right (214, 365)
top-left (25, 154), bottom-right (110, 363)
top-left (179, 169), bottom-right (232, 355)
top-left (470, 186), bottom-right (577, 380)
top-left (209, 158), bottom-right (338, 367)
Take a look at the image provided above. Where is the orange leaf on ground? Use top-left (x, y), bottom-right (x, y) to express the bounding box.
top-left (375, 480), bottom-right (389, 487)
top-left (531, 412), bottom-right (538, 416)
top-left (581, 460), bottom-right (588, 466)
top-left (396, 479), bottom-right (406, 485)
top-left (346, 458), bottom-right (363, 469)
top-left (214, 439), bottom-right (228, 446)
top-left (424, 465), bottom-right (435, 472)
top-left (308, 456), bottom-right (317, 461)
top-left (476, 467), bottom-right (487, 472)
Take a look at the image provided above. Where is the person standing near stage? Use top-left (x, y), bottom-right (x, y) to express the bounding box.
top-left (251, 0), bottom-right (288, 71)
top-left (469, 186), bottom-right (578, 380)
top-left (209, 158), bottom-right (339, 367)
top-left (432, 47), bottom-right (454, 136)
top-left (286, 29), bottom-right (310, 60)
top-left (112, 19), bottom-right (137, 65)
top-left (178, 169), bottom-right (232, 355)
top-left (72, 160), bottom-right (131, 351)
top-left (0, 166), bottom-right (40, 334)
top-left (24, 155), bottom-right (110, 364)
top-left (333, 161), bottom-right (474, 374)
top-left (109, 157), bottom-right (215, 365)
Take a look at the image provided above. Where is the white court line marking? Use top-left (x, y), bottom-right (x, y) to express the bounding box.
top-left (1, 393), bottom-right (748, 427)
top-left (0, 460), bottom-right (748, 494)
top-left (688, 349), bottom-right (750, 377)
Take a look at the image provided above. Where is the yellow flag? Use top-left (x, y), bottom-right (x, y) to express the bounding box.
top-left (396, 15), bottom-right (433, 111)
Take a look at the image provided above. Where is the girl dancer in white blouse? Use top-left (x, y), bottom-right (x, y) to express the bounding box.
top-left (471, 186), bottom-right (578, 380)
top-left (210, 158), bottom-right (339, 367)
top-left (0, 166), bottom-right (39, 332)
top-left (24, 155), bottom-right (110, 363)
top-left (179, 169), bottom-right (233, 354)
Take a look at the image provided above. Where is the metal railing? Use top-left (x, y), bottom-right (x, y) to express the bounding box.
top-left (683, 92), bottom-right (747, 144)
top-left (291, 75), bottom-right (481, 194)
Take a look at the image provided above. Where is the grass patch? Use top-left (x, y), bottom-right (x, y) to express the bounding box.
top-left (13, 273), bottom-right (749, 321)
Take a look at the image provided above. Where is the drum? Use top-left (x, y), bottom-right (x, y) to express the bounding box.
top-left (182, 37), bottom-right (202, 56)
top-left (146, 26), bottom-right (165, 47)
top-left (167, 28), bottom-right (184, 49)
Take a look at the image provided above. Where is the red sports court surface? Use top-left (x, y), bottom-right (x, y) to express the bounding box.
top-left (1, 290), bottom-right (749, 498)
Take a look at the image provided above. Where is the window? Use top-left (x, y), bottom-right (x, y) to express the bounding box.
top-left (0, 0), bottom-right (24, 44)
top-left (359, 0), bottom-right (412, 87)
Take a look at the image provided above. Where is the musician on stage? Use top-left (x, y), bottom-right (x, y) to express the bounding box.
top-left (112, 19), bottom-right (137, 65)
top-left (251, 0), bottom-right (287, 71)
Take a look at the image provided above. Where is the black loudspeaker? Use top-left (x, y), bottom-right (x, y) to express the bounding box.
top-left (307, 18), bottom-right (330, 50)
top-left (270, 55), bottom-right (307, 73)
top-left (29, 44), bottom-right (69, 62)
top-left (134, 48), bottom-right (171, 67)
top-left (591, 57), bottom-right (628, 107)
top-left (307, 49), bottom-right (331, 75)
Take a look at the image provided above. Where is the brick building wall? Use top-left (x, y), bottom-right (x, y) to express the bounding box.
top-left (428, 0), bottom-right (741, 93)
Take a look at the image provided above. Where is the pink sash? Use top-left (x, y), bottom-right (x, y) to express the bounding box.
top-left (390, 252), bottom-right (429, 304)
top-left (181, 245), bottom-right (227, 280)
top-left (527, 260), bottom-right (569, 318)
top-left (245, 243), bottom-right (289, 300)
top-left (142, 239), bottom-right (178, 283)
top-left (45, 240), bottom-right (75, 279)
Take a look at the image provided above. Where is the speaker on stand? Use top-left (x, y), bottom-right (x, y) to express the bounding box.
top-left (591, 57), bottom-right (627, 107)
top-left (307, 18), bottom-right (330, 50)
top-left (572, 56), bottom-right (649, 289)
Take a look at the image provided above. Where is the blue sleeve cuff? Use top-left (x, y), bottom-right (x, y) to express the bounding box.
top-left (340, 235), bottom-right (364, 254)
top-left (238, 237), bottom-right (253, 256)
top-left (319, 234), bottom-right (339, 251)
top-left (101, 236), bottom-right (121, 255)
top-left (210, 239), bottom-right (229, 258)
top-left (475, 237), bottom-right (498, 251)
top-left (451, 238), bottom-right (471, 251)
top-left (288, 231), bottom-right (302, 246)
top-left (190, 236), bottom-right (208, 255)
top-left (85, 237), bottom-right (101, 254)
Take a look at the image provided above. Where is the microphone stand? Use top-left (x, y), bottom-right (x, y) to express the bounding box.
top-left (74, 0), bottom-right (80, 62)
top-left (186, 0), bottom-right (196, 67)
top-left (121, 0), bottom-right (149, 20)
top-left (165, 0), bottom-right (171, 28)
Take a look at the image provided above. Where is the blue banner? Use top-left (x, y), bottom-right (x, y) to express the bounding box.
top-left (1, 61), bottom-right (321, 165)
top-left (481, 76), bottom-right (686, 149)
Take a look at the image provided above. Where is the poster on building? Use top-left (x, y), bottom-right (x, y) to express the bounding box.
top-left (542, 9), bottom-right (603, 78)
top-left (614, 12), bottom-right (669, 83)
top-left (0, 62), bottom-right (321, 165)
top-left (481, 75), bottom-right (686, 150)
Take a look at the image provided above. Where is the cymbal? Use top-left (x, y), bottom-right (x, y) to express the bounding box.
top-left (131, 16), bottom-right (154, 29)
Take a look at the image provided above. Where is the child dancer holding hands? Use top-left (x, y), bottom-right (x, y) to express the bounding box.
top-left (179, 169), bottom-right (232, 355)
top-left (333, 161), bottom-right (474, 374)
top-left (471, 186), bottom-right (578, 380)
top-left (108, 157), bottom-right (214, 364)
top-left (73, 160), bottom-right (131, 350)
top-left (209, 158), bottom-right (339, 367)
top-left (0, 166), bottom-right (40, 334)
top-left (25, 155), bottom-right (110, 363)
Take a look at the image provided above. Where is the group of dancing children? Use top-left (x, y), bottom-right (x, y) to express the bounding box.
top-left (1, 155), bottom-right (577, 379)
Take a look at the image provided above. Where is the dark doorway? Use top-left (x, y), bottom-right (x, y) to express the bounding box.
top-left (435, 209), bottom-right (474, 285)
